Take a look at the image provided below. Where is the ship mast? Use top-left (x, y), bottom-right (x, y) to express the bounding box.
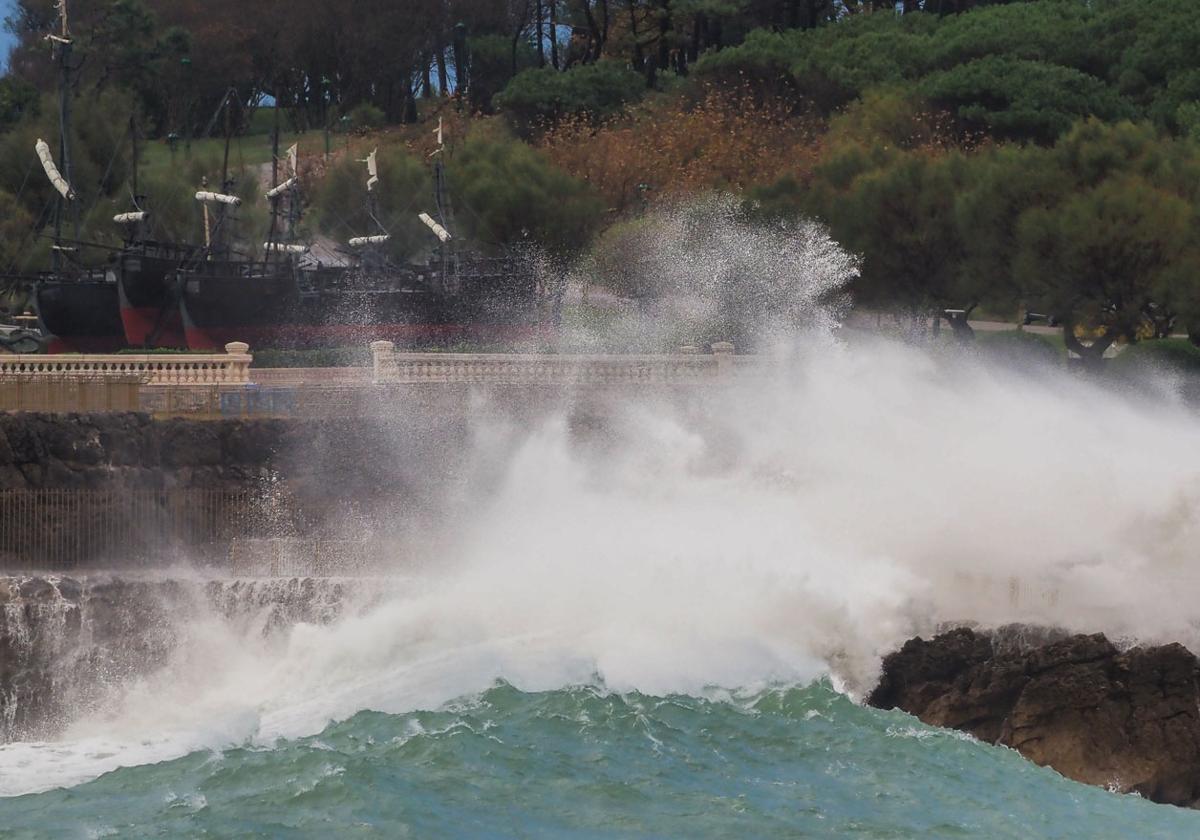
top-left (46, 0), bottom-right (76, 272)
top-left (264, 102), bottom-right (303, 261)
top-left (421, 117), bottom-right (456, 293)
top-left (347, 149), bottom-right (390, 258)
top-left (193, 90), bottom-right (243, 260)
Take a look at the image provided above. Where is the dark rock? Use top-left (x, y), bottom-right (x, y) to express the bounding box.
top-left (0, 465), bottom-right (27, 490)
top-left (0, 429), bottom-right (14, 465)
top-left (162, 422), bottom-right (222, 468)
top-left (869, 628), bottom-right (1200, 807)
top-left (17, 577), bottom-right (54, 601)
top-left (56, 577), bottom-right (82, 602)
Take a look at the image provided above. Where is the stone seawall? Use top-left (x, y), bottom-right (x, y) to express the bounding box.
top-left (0, 574), bottom-right (382, 741)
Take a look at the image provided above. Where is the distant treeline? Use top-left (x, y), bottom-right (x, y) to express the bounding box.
top-left (2, 0), bottom-right (1200, 355)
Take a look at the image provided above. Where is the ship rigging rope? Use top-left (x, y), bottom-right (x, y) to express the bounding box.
top-left (7, 196), bottom-right (56, 275)
top-left (2, 158), bottom-right (39, 275)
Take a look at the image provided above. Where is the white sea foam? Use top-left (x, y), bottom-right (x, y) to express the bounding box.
top-left (5, 202), bottom-right (1200, 796)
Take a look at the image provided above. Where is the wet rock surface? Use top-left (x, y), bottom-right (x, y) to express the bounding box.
top-left (0, 574), bottom-right (377, 742)
top-left (869, 627), bottom-right (1200, 807)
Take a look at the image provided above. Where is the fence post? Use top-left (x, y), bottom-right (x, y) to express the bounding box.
top-left (224, 342), bottom-right (251, 384)
top-left (370, 340), bottom-right (396, 384)
top-left (711, 341), bottom-right (735, 379)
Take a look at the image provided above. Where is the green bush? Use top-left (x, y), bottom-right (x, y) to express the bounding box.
top-left (312, 147), bottom-right (432, 261)
top-left (496, 61), bottom-right (645, 134)
top-left (250, 346), bottom-right (371, 368)
top-left (919, 57), bottom-right (1132, 144)
top-left (448, 126), bottom-right (603, 254)
top-left (348, 103), bottom-right (386, 131)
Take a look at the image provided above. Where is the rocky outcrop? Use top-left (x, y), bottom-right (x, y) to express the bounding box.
top-left (869, 627), bottom-right (1200, 807)
top-left (0, 574), bottom-right (381, 742)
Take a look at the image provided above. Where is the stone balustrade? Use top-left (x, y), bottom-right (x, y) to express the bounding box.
top-left (369, 340), bottom-right (746, 386)
top-left (0, 342), bottom-right (252, 385)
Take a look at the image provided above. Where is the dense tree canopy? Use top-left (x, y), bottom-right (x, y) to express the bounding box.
top-left (2, 0), bottom-right (1200, 353)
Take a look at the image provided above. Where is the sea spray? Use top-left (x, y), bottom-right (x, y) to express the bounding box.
top-left (5, 204), bottom-right (1200, 809)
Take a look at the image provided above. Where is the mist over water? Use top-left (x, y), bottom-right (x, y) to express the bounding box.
top-left (4, 204), bottom-right (1200, 831)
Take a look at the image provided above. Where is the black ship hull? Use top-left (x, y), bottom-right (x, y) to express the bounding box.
top-left (35, 276), bottom-right (127, 353)
top-left (117, 246), bottom-right (196, 348)
top-left (179, 259), bottom-right (552, 350)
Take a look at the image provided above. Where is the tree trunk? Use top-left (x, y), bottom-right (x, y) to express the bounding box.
top-left (452, 23), bottom-right (469, 96)
top-left (421, 59), bottom-right (433, 98)
top-left (657, 0), bottom-right (671, 71)
top-left (535, 0), bottom-right (546, 67)
top-left (402, 74), bottom-right (418, 123)
top-left (628, 0), bottom-right (643, 70)
top-left (549, 1), bottom-right (559, 68)
top-left (582, 1), bottom-right (602, 62)
top-left (599, 0), bottom-right (610, 57)
top-left (435, 43), bottom-right (448, 95)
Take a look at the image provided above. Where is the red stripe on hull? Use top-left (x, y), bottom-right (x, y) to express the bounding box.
top-left (185, 323), bottom-right (554, 351)
top-left (120, 305), bottom-right (187, 349)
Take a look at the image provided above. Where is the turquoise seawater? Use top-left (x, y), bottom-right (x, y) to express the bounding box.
top-left (0, 682), bottom-right (1195, 838)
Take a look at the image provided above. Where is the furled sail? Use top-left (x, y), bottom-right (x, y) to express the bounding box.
top-left (418, 212), bottom-right (451, 243)
top-left (286, 143), bottom-right (298, 176)
top-left (263, 241), bottom-right (307, 253)
top-left (35, 139), bottom-right (74, 200)
top-left (348, 234), bottom-right (390, 247)
top-left (265, 177), bottom-right (298, 199)
top-left (195, 191), bottom-right (242, 206)
top-left (113, 211), bottom-right (147, 224)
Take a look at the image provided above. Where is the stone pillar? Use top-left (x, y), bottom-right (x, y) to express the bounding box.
top-left (370, 340), bottom-right (396, 384)
top-left (224, 342), bottom-right (251, 384)
top-left (711, 341), bottom-right (734, 378)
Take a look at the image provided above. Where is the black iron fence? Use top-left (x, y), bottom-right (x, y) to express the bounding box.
top-left (0, 488), bottom-right (295, 570)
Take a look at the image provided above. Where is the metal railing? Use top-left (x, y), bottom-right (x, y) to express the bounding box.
top-left (0, 488), bottom-right (287, 570)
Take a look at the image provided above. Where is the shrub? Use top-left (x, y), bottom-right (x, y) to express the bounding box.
top-left (448, 126), bottom-right (603, 254)
top-left (348, 103), bottom-right (386, 131)
top-left (312, 147), bottom-right (431, 261)
top-left (496, 61), bottom-right (645, 134)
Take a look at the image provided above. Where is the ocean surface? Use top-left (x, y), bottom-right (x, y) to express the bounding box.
top-left (0, 682), bottom-right (1196, 838)
top-left (9, 210), bottom-right (1200, 835)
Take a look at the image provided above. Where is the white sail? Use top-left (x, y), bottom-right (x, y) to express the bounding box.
top-left (35, 139), bottom-right (74, 200)
top-left (263, 241), bottom-right (307, 253)
top-left (287, 143), bottom-right (298, 176)
top-left (418, 212), bottom-right (451, 243)
top-left (265, 177), bottom-right (298, 199)
top-left (113, 211), bottom-right (147, 224)
top-left (429, 117), bottom-right (445, 158)
top-left (348, 234), bottom-right (390, 246)
top-left (361, 148), bottom-right (379, 192)
top-left (195, 190), bottom-right (242, 206)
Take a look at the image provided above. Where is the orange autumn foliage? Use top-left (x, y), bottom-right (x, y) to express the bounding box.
top-left (538, 87), bottom-right (824, 216)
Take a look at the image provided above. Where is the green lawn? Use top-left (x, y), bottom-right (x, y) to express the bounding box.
top-left (139, 130), bottom-right (328, 179)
